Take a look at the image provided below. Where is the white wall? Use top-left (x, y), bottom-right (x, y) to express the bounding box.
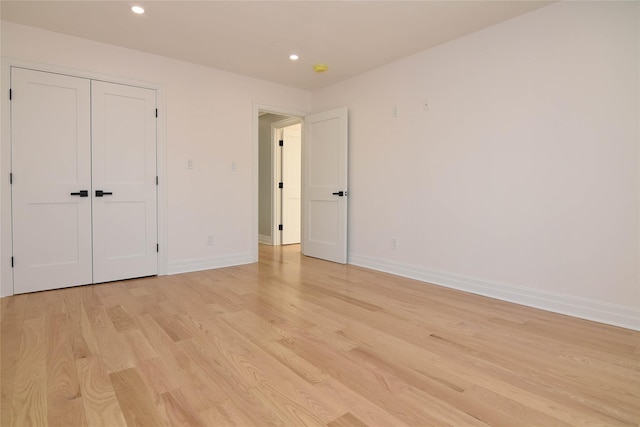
top-left (0, 21), bottom-right (311, 295)
top-left (312, 1), bottom-right (640, 329)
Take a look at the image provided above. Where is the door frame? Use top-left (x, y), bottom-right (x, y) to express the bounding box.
top-left (1, 57), bottom-right (168, 297)
top-left (271, 117), bottom-right (303, 246)
top-left (252, 103), bottom-right (308, 262)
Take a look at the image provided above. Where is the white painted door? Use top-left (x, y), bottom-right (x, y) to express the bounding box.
top-left (91, 81), bottom-right (158, 283)
top-left (302, 107), bottom-right (348, 263)
top-left (11, 68), bottom-right (93, 293)
top-left (282, 123), bottom-right (302, 245)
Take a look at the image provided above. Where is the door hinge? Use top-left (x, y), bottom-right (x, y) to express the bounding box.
top-left (278, 182), bottom-right (283, 189)
top-left (155, 109), bottom-right (158, 118)
top-left (156, 243), bottom-right (159, 253)
top-left (9, 173), bottom-right (12, 184)
top-left (278, 224), bottom-right (283, 231)
top-left (156, 176), bottom-right (159, 185)
top-left (11, 257), bottom-right (14, 268)
top-left (9, 89), bottom-right (12, 100)
top-left (279, 140), bottom-right (283, 147)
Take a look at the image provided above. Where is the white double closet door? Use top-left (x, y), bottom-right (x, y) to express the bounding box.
top-left (11, 68), bottom-right (158, 294)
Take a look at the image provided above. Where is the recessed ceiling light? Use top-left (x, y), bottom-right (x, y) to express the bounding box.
top-left (131, 6), bottom-right (145, 14)
top-left (289, 54), bottom-right (299, 61)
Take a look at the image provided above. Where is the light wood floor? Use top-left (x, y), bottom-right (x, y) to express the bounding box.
top-left (1, 244), bottom-right (639, 426)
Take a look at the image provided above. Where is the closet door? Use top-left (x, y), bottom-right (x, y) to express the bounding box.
top-left (11, 68), bottom-right (92, 293)
top-left (91, 81), bottom-right (158, 283)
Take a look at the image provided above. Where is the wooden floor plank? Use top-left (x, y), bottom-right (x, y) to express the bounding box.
top-left (47, 396), bottom-right (87, 427)
top-left (327, 412), bottom-right (368, 427)
top-left (1, 294), bottom-right (28, 427)
top-left (110, 368), bottom-right (169, 427)
top-left (10, 316), bottom-right (48, 427)
top-left (107, 305), bottom-right (139, 333)
top-left (1, 244), bottom-right (638, 426)
top-left (156, 388), bottom-right (207, 427)
top-left (94, 324), bottom-right (136, 374)
top-left (62, 289), bottom-right (99, 360)
top-left (197, 400), bottom-right (259, 427)
top-left (45, 313), bottom-right (81, 408)
top-left (76, 356), bottom-right (127, 427)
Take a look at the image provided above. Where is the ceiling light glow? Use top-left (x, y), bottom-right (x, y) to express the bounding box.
top-left (289, 54), bottom-right (299, 61)
top-left (131, 6), bottom-right (145, 14)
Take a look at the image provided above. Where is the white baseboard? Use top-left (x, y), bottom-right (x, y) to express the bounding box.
top-left (348, 252), bottom-right (640, 331)
top-left (258, 234), bottom-right (272, 245)
top-left (167, 252), bottom-right (253, 275)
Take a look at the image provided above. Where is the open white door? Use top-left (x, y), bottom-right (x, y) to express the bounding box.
top-left (92, 81), bottom-right (158, 283)
top-left (281, 123), bottom-right (302, 245)
top-left (302, 107), bottom-right (348, 263)
top-left (11, 68), bottom-right (93, 294)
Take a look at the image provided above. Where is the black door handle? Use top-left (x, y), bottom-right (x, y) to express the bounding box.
top-left (95, 190), bottom-right (113, 197)
top-left (332, 191), bottom-right (345, 197)
top-left (70, 190), bottom-right (88, 197)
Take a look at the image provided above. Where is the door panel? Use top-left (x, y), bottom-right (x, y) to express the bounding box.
top-left (104, 202), bottom-right (147, 258)
top-left (92, 81), bottom-right (157, 283)
top-left (12, 68), bottom-right (92, 293)
top-left (282, 123), bottom-right (302, 245)
top-left (302, 107), bottom-right (348, 263)
top-left (308, 120), bottom-right (339, 186)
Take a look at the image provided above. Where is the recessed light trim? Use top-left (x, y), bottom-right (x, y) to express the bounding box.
top-left (131, 6), bottom-right (145, 14)
top-left (289, 54), bottom-right (299, 61)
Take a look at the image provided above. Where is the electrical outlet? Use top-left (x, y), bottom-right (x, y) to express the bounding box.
top-left (391, 238), bottom-right (399, 250)
top-left (207, 235), bottom-right (215, 245)
top-left (187, 159), bottom-right (194, 169)
top-left (392, 105), bottom-right (399, 118)
top-left (423, 99), bottom-right (430, 111)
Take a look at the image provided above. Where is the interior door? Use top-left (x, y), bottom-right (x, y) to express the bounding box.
top-left (282, 123), bottom-right (302, 245)
top-left (302, 107), bottom-right (348, 263)
top-left (91, 81), bottom-right (158, 283)
top-left (11, 68), bottom-right (93, 293)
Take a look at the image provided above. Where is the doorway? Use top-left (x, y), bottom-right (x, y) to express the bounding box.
top-left (253, 104), bottom-right (348, 265)
top-left (257, 111), bottom-right (302, 249)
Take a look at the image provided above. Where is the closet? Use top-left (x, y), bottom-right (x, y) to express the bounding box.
top-left (11, 67), bottom-right (158, 294)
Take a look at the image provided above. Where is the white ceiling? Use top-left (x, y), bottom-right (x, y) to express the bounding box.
top-left (1, 1), bottom-right (553, 91)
